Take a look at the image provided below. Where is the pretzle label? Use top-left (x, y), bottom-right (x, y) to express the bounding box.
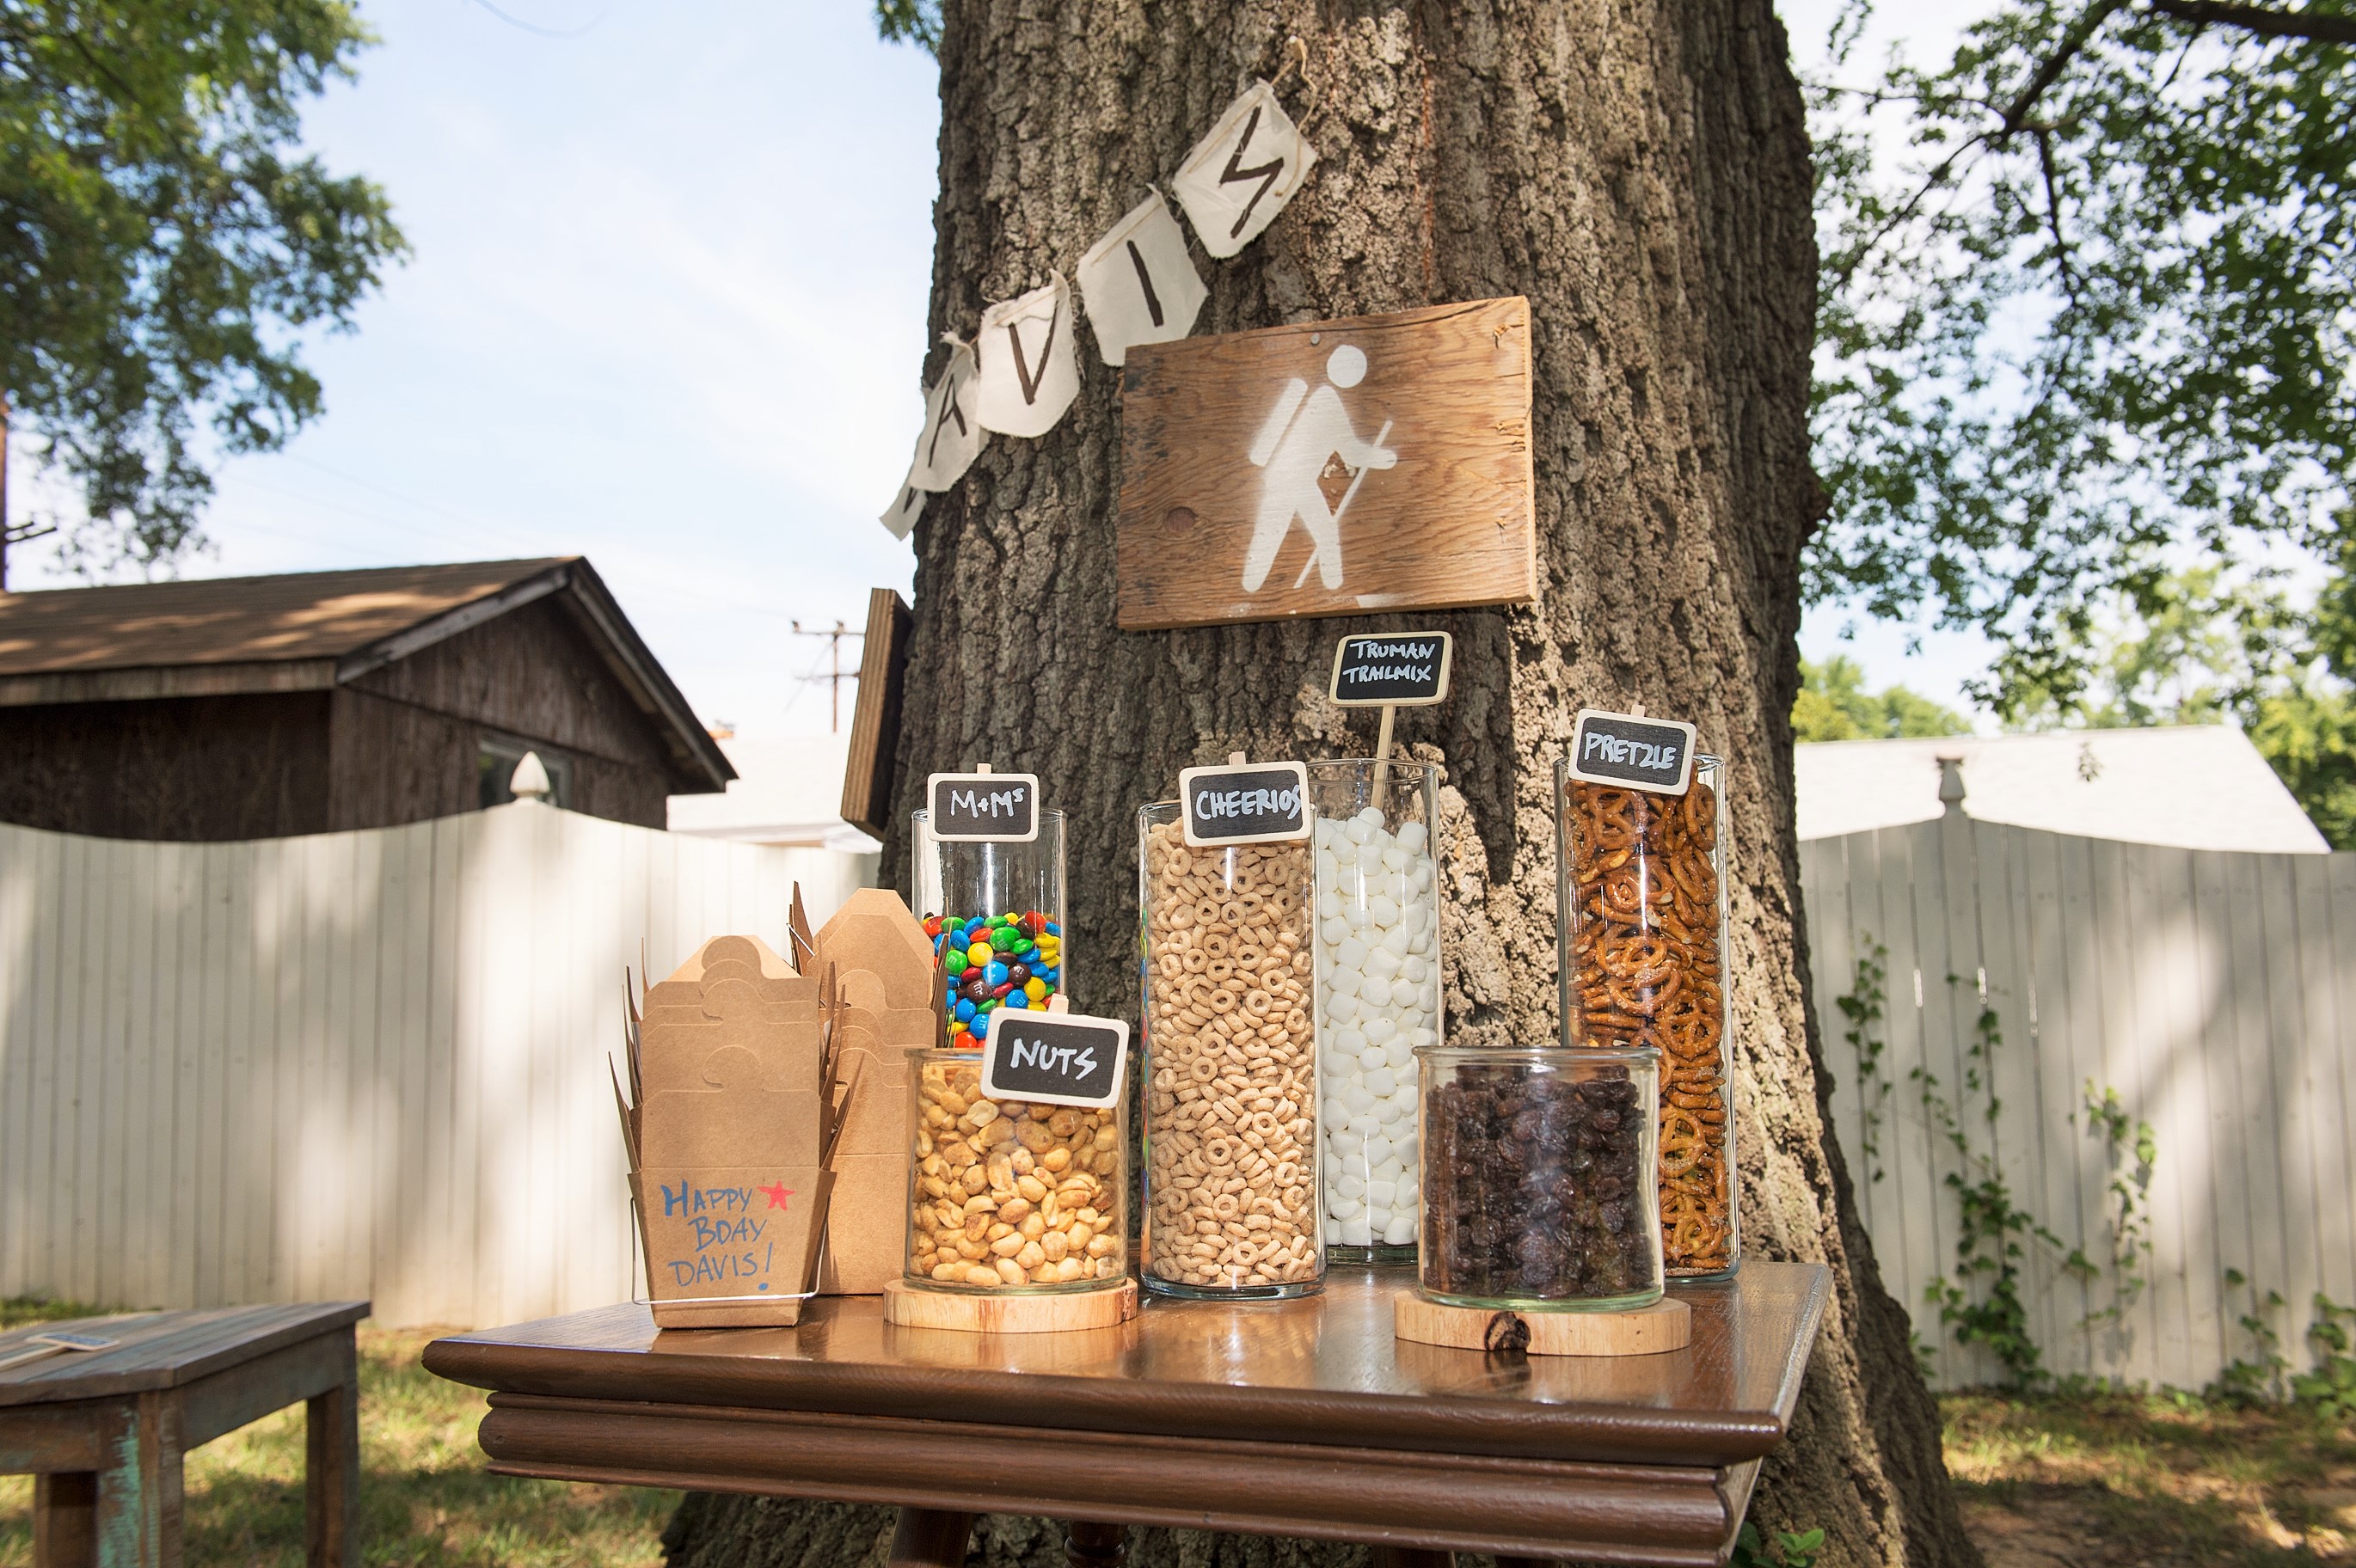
top-left (1567, 710), bottom-right (1698, 796)
top-left (1563, 771), bottom-right (1735, 1274)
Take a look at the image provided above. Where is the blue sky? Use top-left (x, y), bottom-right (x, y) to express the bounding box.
top-left (6, 0), bottom-right (2002, 735)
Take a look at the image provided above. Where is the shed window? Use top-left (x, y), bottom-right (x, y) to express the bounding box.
top-left (478, 736), bottom-right (574, 810)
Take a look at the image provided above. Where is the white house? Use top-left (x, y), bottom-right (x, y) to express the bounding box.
top-left (1794, 725), bottom-right (2328, 853)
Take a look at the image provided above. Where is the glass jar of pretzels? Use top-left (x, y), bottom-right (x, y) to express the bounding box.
top-left (1553, 753), bottom-right (1739, 1279)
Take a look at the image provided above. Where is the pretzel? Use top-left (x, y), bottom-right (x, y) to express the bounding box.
top-left (1564, 776), bottom-right (1733, 1274)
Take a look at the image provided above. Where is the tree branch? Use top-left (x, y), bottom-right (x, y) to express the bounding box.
top-left (2144, 0), bottom-right (2356, 44)
top-left (1996, 0), bottom-right (2131, 140)
top-left (2035, 127), bottom-right (2082, 308)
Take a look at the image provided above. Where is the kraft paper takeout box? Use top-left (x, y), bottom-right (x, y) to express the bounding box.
top-left (621, 936), bottom-right (850, 1327)
top-left (632, 1053), bottom-right (838, 1328)
top-left (811, 891), bottom-right (938, 1295)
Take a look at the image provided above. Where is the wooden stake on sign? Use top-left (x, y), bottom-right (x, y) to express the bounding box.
top-left (1373, 703), bottom-right (1396, 809)
top-left (883, 1277), bottom-right (1138, 1334)
top-left (1391, 1292), bottom-right (1690, 1357)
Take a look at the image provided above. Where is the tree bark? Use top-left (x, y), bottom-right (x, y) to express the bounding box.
top-left (668, 0), bottom-right (1978, 1564)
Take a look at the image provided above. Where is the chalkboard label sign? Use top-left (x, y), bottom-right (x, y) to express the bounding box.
top-left (1177, 760), bottom-right (1311, 847)
top-left (1566, 709), bottom-right (1698, 795)
top-left (1328, 632), bottom-right (1454, 707)
top-left (924, 771), bottom-right (1040, 842)
top-left (980, 1008), bottom-right (1130, 1108)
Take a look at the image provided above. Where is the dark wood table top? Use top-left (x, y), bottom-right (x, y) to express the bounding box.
top-left (426, 1264), bottom-right (1826, 1470)
top-left (0, 1303), bottom-right (369, 1409)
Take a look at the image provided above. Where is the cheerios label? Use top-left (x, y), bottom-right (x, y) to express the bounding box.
top-left (1176, 760), bottom-right (1311, 846)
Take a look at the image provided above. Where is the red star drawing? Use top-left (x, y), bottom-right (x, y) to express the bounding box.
top-left (759, 1182), bottom-right (795, 1210)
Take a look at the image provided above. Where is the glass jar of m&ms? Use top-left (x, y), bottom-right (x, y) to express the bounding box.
top-left (914, 807), bottom-right (1067, 1044)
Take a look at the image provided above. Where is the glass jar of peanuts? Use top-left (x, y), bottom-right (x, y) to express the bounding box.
top-left (1138, 801), bottom-right (1325, 1297)
top-left (905, 1048), bottom-right (1127, 1292)
top-left (1306, 758), bottom-right (1443, 1263)
top-left (1554, 753), bottom-right (1739, 1279)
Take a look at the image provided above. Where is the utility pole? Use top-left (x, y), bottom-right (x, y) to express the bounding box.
top-left (0, 395), bottom-right (59, 593)
top-left (790, 619), bottom-right (865, 732)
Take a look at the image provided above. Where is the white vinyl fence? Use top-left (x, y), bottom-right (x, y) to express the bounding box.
top-left (1801, 812), bottom-right (2356, 1390)
top-left (0, 803), bottom-right (873, 1330)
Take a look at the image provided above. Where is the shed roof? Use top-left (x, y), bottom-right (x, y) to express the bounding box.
top-left (0, 558), bottom-right (732, 793)
top-left (0, 558), bottom-right (576, 674)
top-left (1795, 726), bottom-right (2328, 854)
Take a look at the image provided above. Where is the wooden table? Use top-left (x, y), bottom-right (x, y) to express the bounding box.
top-left (0, 1302), bottom-right (367, 1568)
top-left (426, 1264), bottom-right (1828, 1568)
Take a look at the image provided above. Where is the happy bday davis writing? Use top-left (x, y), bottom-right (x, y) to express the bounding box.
top-left (658, 1179), bottom-right (789, 1288)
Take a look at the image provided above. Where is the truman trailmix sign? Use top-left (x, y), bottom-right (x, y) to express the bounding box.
top-left (1116, 297), bottom-right (1536, 629)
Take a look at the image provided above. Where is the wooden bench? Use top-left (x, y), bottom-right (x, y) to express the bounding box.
top-left (0, 1302), bottom-right (367, 1568)
top-left (426, 1265), bottom-right (1829, 1567)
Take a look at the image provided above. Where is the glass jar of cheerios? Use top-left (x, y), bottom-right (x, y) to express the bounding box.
top-left (904, 1048), bottom-right (1127, 1291)
top-left (1138, 801), bottom-right (1324, 1297)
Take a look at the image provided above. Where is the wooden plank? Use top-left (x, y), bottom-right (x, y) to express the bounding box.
top-left (346, 824), bottom-right (385, 1305)
top-left (27, 829), bottom-right (66, 1302)
top-left (426, 815), bottom-right (469, 1327)
top-left (221, 835), bottom-right (261, 1307)
top-left (89, 836), bottom-right (131, 1310)
top-left (164, 843), bottom-right (202, 1311)
top-left (193, 843), bottom-right (231, 1309)
top-left (2136, 845), bottom-right (2214, 1387)
top-left (840, 588), bottom-right (913, 841)
top-left (2190, 847), bottom-right (2258, 1378)
top-left (177, 1326), bottom-right (353, 1449)
top-left (1868, 824), bottom-right (1948, 1381)
top-left (2024, 830), bottom-right (2096, 1377)
top-left (52, 830), bottom-right (91, 1306)
top-left (1805, 837), bottom-right (1876, 1228)
top-left (2247, 855), bottom-right (2311, 1366)
top-left (1971, 822), bottom-right (2065, 1374)
top-left (263, 831), bottom-right (301, 1300)
top-left (381, 820), bottom-right (435, 1327)
top-left (2318, 857), bottom-right (2356, 1316)
top-left (1116, 298), bottom-right (1537, 629)
top-left (0, 828), bottom-right (32, 1296)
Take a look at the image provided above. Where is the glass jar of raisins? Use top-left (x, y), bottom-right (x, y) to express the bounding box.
top-left (1414, 1043), bottom-right (1663, 1310)
top-left (1554, 754), bottom-right (1739, 1280)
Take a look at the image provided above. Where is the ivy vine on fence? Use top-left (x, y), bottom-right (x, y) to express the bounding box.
top-left (1833, 934), bottom-right (2155, 1389)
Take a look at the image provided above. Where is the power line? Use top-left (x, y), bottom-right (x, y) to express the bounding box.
top-left (790, 620), bottom-right (865, 732)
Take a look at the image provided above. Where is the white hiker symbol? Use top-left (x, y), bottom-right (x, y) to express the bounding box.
top-left (1242, 344), bottom-right (1396, 593)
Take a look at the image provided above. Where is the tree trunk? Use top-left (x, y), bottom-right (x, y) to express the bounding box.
top-left (667, 1), bottom-right (1978, 1564)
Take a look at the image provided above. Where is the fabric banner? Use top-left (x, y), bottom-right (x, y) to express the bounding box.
top-left (910, 337), bottom-right (987, 492)
top-left (879, 472), bottom-right (926, 540)
top-left (973, 272), bottom-right (1081, 439)
top-left (1171, 80), bottom-right (1317, 260)
top-left (1077, 191), bottom-right (1209, 367)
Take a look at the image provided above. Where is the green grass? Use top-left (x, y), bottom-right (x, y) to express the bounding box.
top-left (1943, 1387), bottom-right (2356, 1565)
top-left (1, 1300), bottom-right (675, 1568)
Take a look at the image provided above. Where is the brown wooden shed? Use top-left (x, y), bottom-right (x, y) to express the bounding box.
top-left (0, 557), bottom-right (733, 841)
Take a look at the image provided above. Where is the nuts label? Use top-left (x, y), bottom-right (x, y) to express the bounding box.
top-left (980, 1010), bottom-right (1129, 1109)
